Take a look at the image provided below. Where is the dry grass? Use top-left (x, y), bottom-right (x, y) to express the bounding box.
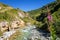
top-left (9, 30), bottom-right (22, 40)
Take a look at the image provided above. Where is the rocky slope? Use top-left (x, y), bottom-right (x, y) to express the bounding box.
top-left (0, 3), bottom-right (38, 40)
top-left (0, 3), bottom-right (34, 35)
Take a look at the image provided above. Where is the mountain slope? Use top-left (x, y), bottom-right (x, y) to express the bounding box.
top-left (28, 1), bottom-right (57, 19)
top-left (0, 3), bottom-right (36, 33)
top-left (0, 3), bottom-right (30, 22)
top-left (28, 1), bottom-right (60, 37)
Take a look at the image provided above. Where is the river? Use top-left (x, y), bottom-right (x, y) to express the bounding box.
top-left (0, 25), bottom-right (60, 40)
top-left (16, 25), bottom-right (51, 40)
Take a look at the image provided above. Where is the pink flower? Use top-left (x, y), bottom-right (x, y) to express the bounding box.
top-left (47, 15), bottom-right (52, 21)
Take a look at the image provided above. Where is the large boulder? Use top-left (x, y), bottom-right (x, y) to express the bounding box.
top-left (11, 20), bottom-right (25, 29)
top-left (0, 21), bottom-right (9, 32)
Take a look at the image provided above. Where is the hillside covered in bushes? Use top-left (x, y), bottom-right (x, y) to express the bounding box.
top-left (28, 0), bottom-right (60, 37)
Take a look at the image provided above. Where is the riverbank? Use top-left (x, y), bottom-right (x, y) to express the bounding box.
top-left (0, 25), bottom-right (60, 40)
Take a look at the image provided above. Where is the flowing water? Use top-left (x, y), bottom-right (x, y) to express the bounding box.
top-left (15, 25), bottom-right (51, 40)
top-left (0, 25), bottom-right (60, 40)
top-left (15, 25), bottom-right (35, 40)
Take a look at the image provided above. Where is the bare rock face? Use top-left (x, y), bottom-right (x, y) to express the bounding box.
top-left (0, 19), bottom-right (26, 32)
top-left (18, 12), bottom-right (25, 18)
top-left (10, 19), bottom-right (25, 29)
top-left (0, 21), bottom-right (9, 32)
top-left (0, 7), bottom-right (2, 9)
top-left (20, 19), bottom-right (25, 27)
top-left (18, 11), bottom-right (29, 18)
top-left (11, 20), bottom-right (20, 29)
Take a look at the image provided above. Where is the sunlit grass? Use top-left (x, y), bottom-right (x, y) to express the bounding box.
top-left (9, 30), bottom-right (22, 40)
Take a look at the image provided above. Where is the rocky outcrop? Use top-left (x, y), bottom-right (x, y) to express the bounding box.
top-left (18, 12), bottom-right (25, 18)
top-left (0, 7), bottom-right (2, 9)
top-left (0, 21), bottom-right (9, 32)
top-left (0, 19), bottom-right (25, 32)
top-left (11, 20), bottom-right (20, 29)
top-left (11, 20), bottom-right (24, 29)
